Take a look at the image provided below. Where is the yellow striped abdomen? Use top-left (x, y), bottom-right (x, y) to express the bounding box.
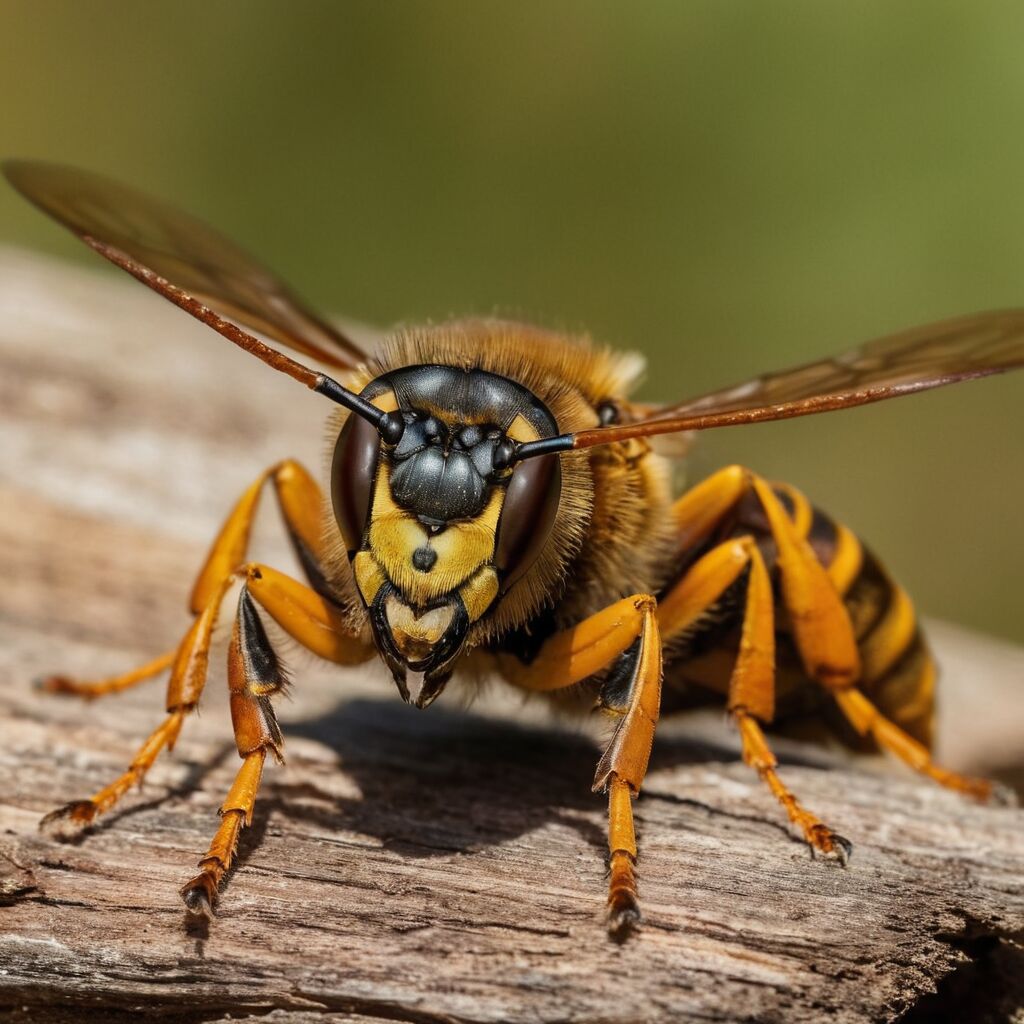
top-left (661, 480), bottom-right (936, 751)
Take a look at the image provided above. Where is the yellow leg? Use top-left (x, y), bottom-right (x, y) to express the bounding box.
top-left (503, 532), bottom-right (835, 930)
top-left (594, 596), bottom-right (662, 936)
top-left (726, 539), bottom-right (776, 722)
top-left (40, 711), bottom-right (186, 827)
top-left (660, 533), bottom-right (848, 859)
top-left (672, 462), bottom-right (865, 601)
top-left (181, 583), bottom-right (283, 915)
top-left (750, 476), bottom-right (860, 690)
top-left (45, 459), bottom-right (339, 699)
top-left (241, 563), bottom-right (373, 666)
top-left (502, 593), bottom-right (662, 935)
top-left (38, 649), bottom-right (175, 700)
top-left (745, 477), bottom-right (992, 804)
top-left (607, 777), bottom-right (639, 933)
top-left (179, 572), bottom-right (370, 916)
top-left (181, 751), bottom-right (266, 917)
top-left (40, 460), bottom-right (369, 835)
top-left (190, 459), bottom-right (329, 612)
top-left (41, 578), bottom-right (232, 829)
top-left (670, 464), bottom-right (749, 554)
top-left (657, 537), bottom-right (759, 642)
top-left (725, 536), bottom-right (846, 857)
top-left (673, 465), bottom-right (861, 689)
top-left (500, 594), bottom-right (657, 693)
top-left (592, 596), bottom-right (662, 797)
top-left (734, 712), bottom-right (851, 861)
top-left (834, 689), bottom-right (993, 801)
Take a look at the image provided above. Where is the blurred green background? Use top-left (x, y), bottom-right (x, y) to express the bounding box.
top-left (2, 1), bottom-right (1022, 642)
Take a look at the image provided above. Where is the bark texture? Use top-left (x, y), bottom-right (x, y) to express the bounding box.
top-left (0, 247), bottom-right (1022, 1024)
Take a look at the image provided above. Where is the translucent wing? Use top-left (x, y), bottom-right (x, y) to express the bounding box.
top-left (568, 309), bottom-right (1024, 450)
top-left (3, 160), bottom-right (365, 371)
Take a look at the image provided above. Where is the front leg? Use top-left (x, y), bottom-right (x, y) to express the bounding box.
top-left (593, 598), bottom-right (662, 936)
top-left (181, 568), bottom-right (374, 916)
top-left (499, 532), bottom-right (847, 936)
top-left (501, 595), bottom-right (662, 936)
top-left (180, 585), bottom-right (285, 917)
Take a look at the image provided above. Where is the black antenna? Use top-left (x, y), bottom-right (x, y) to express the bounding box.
top-left (511, 435), bottom-right (575, 462)
top-left (315, 374), bottom-right (405, 444)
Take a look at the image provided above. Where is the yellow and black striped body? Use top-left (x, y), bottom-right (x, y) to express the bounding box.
top-left (660, 481), bottom-right (936, 750)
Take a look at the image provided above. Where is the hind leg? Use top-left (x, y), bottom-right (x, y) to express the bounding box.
top-left (39, 649), bottom-right (175, 699)
top-left (751, 478), bottom-right (997, 803)
top-left (833, 688), bottom-right (993, 801)
top-left (662, 535), bottom-right (849, 859)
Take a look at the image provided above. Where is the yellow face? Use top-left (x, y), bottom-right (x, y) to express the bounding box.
top-left (349, 375), bottom-right (546, 636)
top-left (331, 363), bottom-right (563, 708)
top-left (353, 466), bottom-right (501, 652)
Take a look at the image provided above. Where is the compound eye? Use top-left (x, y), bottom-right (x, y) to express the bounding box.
top-left (494, 454), bottom-right (561, 591)
top-left (331, 413), bottom-right (381, 555)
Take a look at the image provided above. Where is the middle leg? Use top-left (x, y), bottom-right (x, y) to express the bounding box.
top-left (749, 479), bottom-right (996, 802)
top-left (41, 459), bottom-right (341, 703)
top-left (658, 536), bottom-right (849, 859)
top-left (41, 577), bottom-right (233, 829)
top-left (178, 564), bottom-right (375, 915)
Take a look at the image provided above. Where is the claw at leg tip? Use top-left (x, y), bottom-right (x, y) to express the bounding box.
top-left (607, 898), bottom-right (641, 939)
top-left (806, 822), bottom-right (852, 866)
top-left (832, 834), bottom-right (853, 866)
top-left (992, 782), bottom-right (1019, 808)
top-left (182, 884), bottom-right (215, 920)
top-left (35, 675), bottom-right (72, 695)
top-left (39, 800), bottom-right (96, 833)
top-left (978, 780), bottom-right (1018, 808)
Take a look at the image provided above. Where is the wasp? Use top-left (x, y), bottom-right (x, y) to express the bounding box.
top-left (6, 161), bottom-right (1022, 937)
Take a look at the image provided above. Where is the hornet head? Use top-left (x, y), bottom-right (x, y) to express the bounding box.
top-left (331, 364), bottom-right (561, 707)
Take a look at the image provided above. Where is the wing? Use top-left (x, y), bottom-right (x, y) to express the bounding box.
top-left (3, 160), bottom-right (365, 371)
top-left (564, 309), bottom-right (1024, 451)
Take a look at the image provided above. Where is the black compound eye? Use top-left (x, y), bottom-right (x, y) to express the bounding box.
top-left (494, 454), bottom-right (561, 591)
top-left (331, 413), bottom-right (381, 555)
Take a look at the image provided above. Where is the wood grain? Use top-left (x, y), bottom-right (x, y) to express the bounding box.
top-left (0, 247), bottom-right (1022, 1024)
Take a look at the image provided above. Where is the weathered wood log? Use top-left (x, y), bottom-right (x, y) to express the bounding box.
top-left (0, 247), bottom-right (1022, 1024)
